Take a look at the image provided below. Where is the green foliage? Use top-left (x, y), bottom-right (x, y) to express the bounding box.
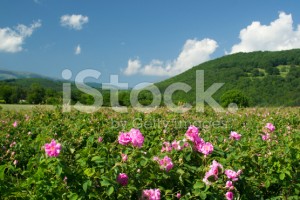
top-left (2, 49), bottom-right (300, 107)
top-left (0, 107), bottom-right (299, 199)
top-left (27, 83), bottom-right (46, 104)
top-left (155, 49), bottom-right (300, 107)
top-left (221, 90), bottom-right (249, 108)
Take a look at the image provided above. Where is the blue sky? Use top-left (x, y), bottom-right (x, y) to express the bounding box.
top-left (0, 0), bottom-right (300, 86)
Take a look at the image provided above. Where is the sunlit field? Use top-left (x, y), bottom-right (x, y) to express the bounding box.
top-left (0, 106), bottom-right (299, 199)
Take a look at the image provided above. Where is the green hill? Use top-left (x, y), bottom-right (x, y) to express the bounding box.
top-left (154, 49), bottom-right (300, 106)
top-left (0, 69), bottom-right (50, 80)
top-left (1, 78), bottom-right (64, 91)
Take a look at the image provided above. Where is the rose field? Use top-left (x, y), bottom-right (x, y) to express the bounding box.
top-left (0, 106), bottom-right (299, 199)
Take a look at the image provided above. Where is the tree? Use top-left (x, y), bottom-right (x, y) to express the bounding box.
top-left (221, 89), bottom-right (250, 108)
top-left (27, 83), bottom-right (45, 104)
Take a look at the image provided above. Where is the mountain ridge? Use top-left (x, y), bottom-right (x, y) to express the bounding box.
top-left (0, 68), bottom-right (55, 81)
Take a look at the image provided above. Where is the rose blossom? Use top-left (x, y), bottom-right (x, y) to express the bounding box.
top-left (142, 188), bottom-right (161, 200)
top-left (225, 191), bottom-right (234, 200)
top-left (198, 142), bottom-right (214, 156)
top-left (225, 169), bottom-right (242, 181)
top-left (44, 139), bottom-right (62, 157)
top-left (129, 128), bottom-right (144, 148)
top-left (117, 173), bottom-right (128, 186)
top-left (154, 156), bottom-right (174, 172)
top-left (230, 131), bottom-right (241, 140)
top-left (118, 132), bottom-right (131, 145)
top-left (265, 123), bottom-right (275, 132)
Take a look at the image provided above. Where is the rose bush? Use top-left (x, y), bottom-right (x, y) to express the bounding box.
top-left (0, 107), bottom-right (299, 199)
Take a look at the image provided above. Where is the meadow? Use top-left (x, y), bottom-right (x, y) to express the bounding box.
top-left (0, 106), bottom-right (299, 199)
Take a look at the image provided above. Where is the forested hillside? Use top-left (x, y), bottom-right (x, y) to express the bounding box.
top-left (155, 49), bottom-right (300, 106)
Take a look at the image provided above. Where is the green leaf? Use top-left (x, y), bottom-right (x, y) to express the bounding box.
top-left (70, 148), bottom-right (75, 154)
top-left (0, 165), bottom-right (6, 180)
top-left (84, 168), bottom-right (95, 177)
top-left (67, 193), bottom-right (78, 200)
top-left (140, 159), bottom-right (148, 167)
top-left (199, 193), bottom-right (207, 200)
top-left (56, 165), bottom-right (62, 176)
top-left (185, 153), bottom-right (191, 161)
top-left (265, 180), bottom-right (270, 188)
top-left (83, 180), bottom-right (91, 192)
top-left (165, 189), bottom-right (172, 194)
top-left (177, 169), bottom-right (185, 175)
top-left (279, 173), bottom-right (285, 180)
top-left (100, 180), bottom-right (110, 187)
top-left (91, 156), bottom-right (101, 162)
top-left (285, 170), bottom-right (292, 178)
top-left (193, 181), bottom-right (204, 189)
top-left (107, 186), bottom-right (114, 196)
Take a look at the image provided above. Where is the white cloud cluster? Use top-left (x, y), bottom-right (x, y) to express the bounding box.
top-left (230, 12), bottom-right (300, 53)
top-left (123, 38), bottom-right (218, 76)
top-left (124, 59), bottom-right (141, 75)
top-left (0, 20), bottom-right (41, 53)
top-left (60, 14), bottom-right (89, 30)
top-left (75, 44), bottom-right (81, 55)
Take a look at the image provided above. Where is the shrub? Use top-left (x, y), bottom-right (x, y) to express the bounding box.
top-left (220, 89), bottom-right (250, 108)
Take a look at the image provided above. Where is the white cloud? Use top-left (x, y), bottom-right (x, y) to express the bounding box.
top-left (230, 12), bottom-right (300, 54)
top-left (0, 20), bottom-right (41, 53)
top-left (75, 44), bottom-right (81, 55)
top-left (123, 59), bottom-right (141, 75)
top-left (123, 38), bottom-right (218, 76)
top-left (60, 14), bottom-right (89, 30)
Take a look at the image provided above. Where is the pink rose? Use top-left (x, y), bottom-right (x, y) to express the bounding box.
top-left (117, 173), bottom-right (128, 186)
top-left (225, 191), bottom-right (234, 200)
top-left (118, 132), bottom-right (132, 145)
top-left (44, 139), bottom-right (61, 157)
top-left (230, 131), bottom-right (241, 140)
top-left (265, 123), bottom-right (275, 132)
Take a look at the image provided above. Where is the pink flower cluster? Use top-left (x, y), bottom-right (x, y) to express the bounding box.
top-left (261, 123), bottom-right (275, 141)
top-left (225, 169), bottom-right (242, 182)
top-left (265, 123), bottom-right (275, 132)
top-left (161, 140), bottom-right (189, 152)
top-left (161, 141), bottom-right (172, 152)
top-left (118, 128), bottom-right (144, 148)
top-left (203, 160), bottom-right (223, 185)
top-left (202, 160), bottom-right (242, 200)
top-left (117, 173), bottom-right (128, 186)
top-left (262, 133), bottom-right (270, 141)
top-left (223, 169), bottom-right (242, 200)
top-left (142, 188), bottom-right (161, 200)
top-left (185, 125), bottom-right (214, 156)
top-left (44, 139), bottom-right (61, 157)
top-left (225, 181), bottom-right (234, 190)
top-left (230, 131), bottom-right (241, 140)
top-left (153, 156), bottom-right (174, 172)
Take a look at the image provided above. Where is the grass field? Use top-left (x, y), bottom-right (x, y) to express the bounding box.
top-left (0, 104), bottom-right (55, 111)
